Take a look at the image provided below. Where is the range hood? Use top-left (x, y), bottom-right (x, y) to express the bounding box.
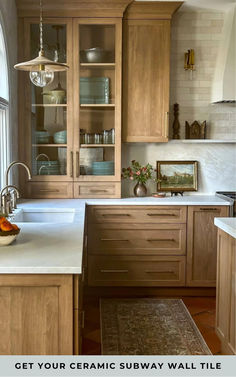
top-left (212, 5), bottom-right (236, 103)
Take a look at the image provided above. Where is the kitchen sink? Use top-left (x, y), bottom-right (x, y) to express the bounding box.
top-left (10, 208), bottom-right (76, 223)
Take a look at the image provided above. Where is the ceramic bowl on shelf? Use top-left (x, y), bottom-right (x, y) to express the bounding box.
top-left (80, 47), bottom-right (108, 63)
top-left (53, 130), bottom-right (67, 144)
top-left (35, 130), bottom-right (50, 144)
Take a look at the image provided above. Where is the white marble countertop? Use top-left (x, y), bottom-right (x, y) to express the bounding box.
top-left (214, 218), bottom-right (236, 239)
top-left (0, 195), bottom-right (231, 274)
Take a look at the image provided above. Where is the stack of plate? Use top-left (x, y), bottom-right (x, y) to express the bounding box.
top-left (92, 161), bottom-right (114, 175)
top-left (53, 130), bottom-right (67, 144)
top-left (35, 131), bottom-right (50, 144)
top-left (33, 160), bottom-right (61, 175)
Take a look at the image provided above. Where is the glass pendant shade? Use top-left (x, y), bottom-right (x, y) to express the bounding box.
top-left (29, 69), bottom-right (54, 87)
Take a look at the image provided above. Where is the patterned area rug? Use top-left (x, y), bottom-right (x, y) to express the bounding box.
top-left (100, 298), bottom-right (212, 355)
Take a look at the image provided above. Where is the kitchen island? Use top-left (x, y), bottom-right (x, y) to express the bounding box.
top-left (0, 195), bottom-right (231, 355)
top-left (214, 217), bottom-right (236, 355)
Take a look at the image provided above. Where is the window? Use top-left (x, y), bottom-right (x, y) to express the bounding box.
top-left (0, 21), bottom-right (9, 189)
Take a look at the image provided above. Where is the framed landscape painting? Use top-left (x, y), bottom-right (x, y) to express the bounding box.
top-left (156, 161), bottom-right (198, 192)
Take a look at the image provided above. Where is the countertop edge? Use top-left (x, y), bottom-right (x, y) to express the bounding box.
top-left (214, 218), bottom-right (236, 239)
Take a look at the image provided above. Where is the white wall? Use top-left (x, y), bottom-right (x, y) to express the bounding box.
top-left (0, 0), bottom-right (18, 178)
top-left (122, 5), bottom-right (236, 197)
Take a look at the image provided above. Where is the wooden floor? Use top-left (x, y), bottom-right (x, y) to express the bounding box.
top-left (82, 295), bottom-right (222, 355)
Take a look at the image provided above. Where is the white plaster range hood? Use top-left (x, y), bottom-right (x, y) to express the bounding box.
top-left (212, 4), bottom-right (236, 103)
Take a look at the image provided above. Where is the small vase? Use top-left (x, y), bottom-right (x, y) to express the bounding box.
top-left (133, 182), bottom-right (147, 197)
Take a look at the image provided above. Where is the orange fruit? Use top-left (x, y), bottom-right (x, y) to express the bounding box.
top-left (0, 216), bottom-right (6, 225)
top-left (12, 224), bottom-right (19, 231)
top-left (0, 220), bottom-right (14, 232)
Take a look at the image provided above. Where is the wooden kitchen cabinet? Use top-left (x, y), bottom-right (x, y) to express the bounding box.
top-left (87, 205), bottom-right (187, 287)
top-left (122, 1), bottom-right (182, 142)
top-left (187, 206), bottom-right (229, 287)
top-left (0, 274), bottom-right (82, 355)
top-left (216, 229), bottom-right (236, 355)
top-left (17, 1), bottom-right (132, 198)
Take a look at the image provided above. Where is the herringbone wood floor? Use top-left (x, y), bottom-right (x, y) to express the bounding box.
top-left (82, 296), bottom-right (223, 355)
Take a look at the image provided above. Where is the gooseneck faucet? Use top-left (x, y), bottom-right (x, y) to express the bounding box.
top-left (5, 161), bottom-right (32, 187)
top-left (0, 161), bottom-right (32, 216)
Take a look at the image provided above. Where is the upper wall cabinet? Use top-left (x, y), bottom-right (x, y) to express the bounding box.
top-left (122, 1), bottom-right (183, 143)
top-left (16, 0), bottom-right (132, 198)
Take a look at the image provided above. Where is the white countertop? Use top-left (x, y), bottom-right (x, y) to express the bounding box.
top-left (0, 195), bottom-right (231, 274)
top-left (214, 218), bottom-right (236, 239)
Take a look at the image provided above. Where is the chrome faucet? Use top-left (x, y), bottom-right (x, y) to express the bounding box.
top-left (5, 161), bottom-right (32, 187)
top-left (0, 185), bottom-right (20, 215)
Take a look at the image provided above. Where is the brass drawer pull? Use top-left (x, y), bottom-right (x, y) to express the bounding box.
top-left (76, 151), bottom-right (79, 178)
top-left (102, 214), bottom-right (130, 217)
top-left (200, 208), bottom-right (218, 211)
top-left (147, 238), bottom-right (175, 242)
top-left (100, 239), bottom-right (129, 242)
top-left (145, 270), bottom-right (175, 274)
top-left (90, 189), bottom-right (107, 193)
top-left (70, 151), bottom-right (74, 178)
top-left (39, 189), bottom-right (60, 193)
top-left (100, 269), bottom-right (129, 273)
top-left (147, 213), bottom-right (176, 217)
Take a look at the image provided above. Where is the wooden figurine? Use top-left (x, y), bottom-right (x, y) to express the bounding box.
top-left (185, 120), bottom-right (206, 139)
top-left (172, 103), bottom-right (180, 139)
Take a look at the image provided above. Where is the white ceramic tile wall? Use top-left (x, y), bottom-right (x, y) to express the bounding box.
top-left (122, 7), bottom-right (236, 197)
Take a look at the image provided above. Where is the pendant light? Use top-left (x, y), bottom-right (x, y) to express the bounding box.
top-left (14, 0), bottom-right (69, 87)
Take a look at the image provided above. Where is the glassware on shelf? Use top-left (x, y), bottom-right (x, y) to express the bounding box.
top-left (103, 130), bottom-right (109, 144)
top-left (109, 128), bottom-right (115, 144)
top-left (94, 133), bottom-right (103, 144)
top-left (84, 133), bottom-right (94, 144)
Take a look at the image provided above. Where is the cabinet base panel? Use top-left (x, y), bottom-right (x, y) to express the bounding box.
top-left (84, 286), bottom-right (216, 297)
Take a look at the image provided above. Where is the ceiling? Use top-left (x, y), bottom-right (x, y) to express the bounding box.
top-left (136, 0), bottom-right (236, 11)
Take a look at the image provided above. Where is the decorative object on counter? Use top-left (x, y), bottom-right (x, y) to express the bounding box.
top-left (185, 120), bottom-right (206, 139)
top-left (156, 160), bottom-right (198, 193)
top-left (80, 77), bottom-right (110, 104)
top-left (80, 47), bottom-right (109, 63)
top-left (100, 298), bottom-right (211, 355)
top-left (35, 130), bottom-right (50, 144)
top-left (172, 103), bottom-right (180, 139)
top-left (92, 161), bottom-right (114, 175)
top-left (14, 0), bottom-right (69, 87)
top-left (53, 130), bottom-right (67, 144)
top-left (80, 148), bottom-right (103, 175)
top-left (152, 192), bottom-right (166, 198)
top-left (0, 216), bottom-right (20, 246)
top-left (184, 49), bottom-right (195, 71)
top-left (122, 160), bottom-right (155, 197)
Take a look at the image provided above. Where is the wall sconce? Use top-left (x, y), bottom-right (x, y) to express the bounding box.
top-left (184, 49), bottom-right (195, 71)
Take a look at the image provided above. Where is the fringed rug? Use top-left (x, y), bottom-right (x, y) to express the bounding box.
top-left (100, 298), bottom-right (211, 355)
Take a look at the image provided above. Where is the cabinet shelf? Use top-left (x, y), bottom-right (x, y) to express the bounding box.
top-left (80, 144), bottom-right (115, 148)
top-left (80, 63), bottom-right (115, 68)
top-left (32, 104), bottom-right (68, 107)
top-left (32, 144), bottom-right (67, 147)
top-left (80, 104), bottom-right (115, 108)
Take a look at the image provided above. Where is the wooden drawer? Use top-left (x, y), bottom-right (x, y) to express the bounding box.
top-left (88, 255), bottom-right (186, 286)
top-left (25, 182), bottom-right (73, 198)
top-left (88, 223), bottom-right (186, 256)
top-left (88, 205), bottom-right (187, 223)
top-left (74, 182), bottom-right (121, 198)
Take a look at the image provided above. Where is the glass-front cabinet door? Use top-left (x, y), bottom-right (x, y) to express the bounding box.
top-left (23, 19), bottom-right (73, 182)
top-left (73, 19), bottom-right (121, 183)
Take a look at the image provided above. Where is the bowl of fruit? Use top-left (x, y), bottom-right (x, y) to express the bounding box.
top-left (0, 216), bottom-right (20, 246)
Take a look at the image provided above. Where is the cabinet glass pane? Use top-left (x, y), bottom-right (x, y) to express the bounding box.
top-left (30, 24), bottom-right (67, 176)
top-left (78, 24), bottom-right (116, 177)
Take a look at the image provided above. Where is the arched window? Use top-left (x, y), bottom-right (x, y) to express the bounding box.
top-left (0, 20), bottom-right (9, 190)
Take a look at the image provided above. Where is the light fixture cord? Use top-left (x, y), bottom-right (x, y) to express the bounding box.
top-left (39, 0), bottom-right (43, 53)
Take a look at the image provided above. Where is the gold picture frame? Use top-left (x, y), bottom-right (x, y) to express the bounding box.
top-left (156, 161), bottom-right (198, 192)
